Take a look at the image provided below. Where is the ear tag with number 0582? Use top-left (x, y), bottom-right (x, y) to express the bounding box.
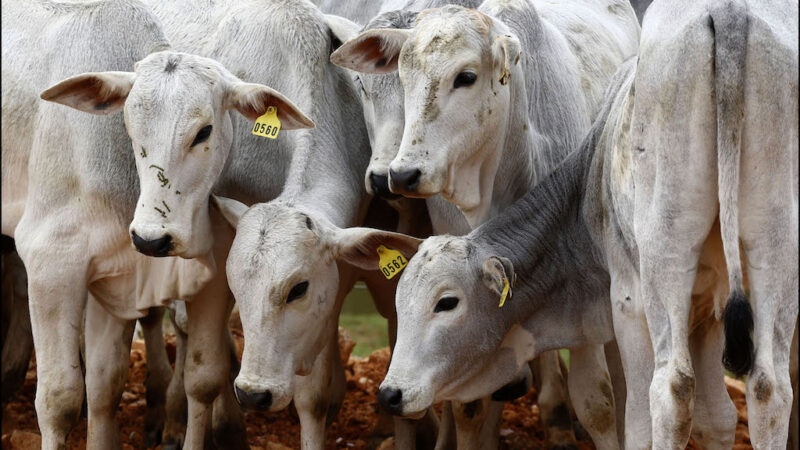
top-left (377, 245), bottom-right (407, 280)
top-left (498, 277), bottom-right (510, 308)
top-left (251, 106), bottom-right (281, 139)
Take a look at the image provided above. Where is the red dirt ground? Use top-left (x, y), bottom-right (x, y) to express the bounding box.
top-left (1, 331), bottom-right (752, 449)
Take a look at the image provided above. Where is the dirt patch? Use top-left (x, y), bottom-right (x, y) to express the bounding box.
top-left (1, 334), bottom-right (752, 449)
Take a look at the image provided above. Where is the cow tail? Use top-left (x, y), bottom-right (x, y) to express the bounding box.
top-left (711, 0), bottom-right (753, 377)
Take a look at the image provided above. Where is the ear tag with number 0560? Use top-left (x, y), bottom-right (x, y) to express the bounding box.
top-left (251, 106), bottom-right (281, 139)
top-left (377, 245), bottom-right (407, 280)
top-left (498, 277), bottom-right (510, 308)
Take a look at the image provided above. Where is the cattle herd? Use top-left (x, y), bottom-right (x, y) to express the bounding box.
top-left (1, 0), bottom-right (797, 449)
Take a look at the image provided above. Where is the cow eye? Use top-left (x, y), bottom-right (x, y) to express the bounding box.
top-left (191, 125), bottom-right (212, 146)
top-left (434, 296), bottom-right (459, 313)
top-left (453, 71), bottom-right (477, 89)
top-left (287, 281), bottom-right (309, 303)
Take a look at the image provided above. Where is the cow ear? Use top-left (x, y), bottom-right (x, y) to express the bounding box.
top-left (40, 71), bottom-right (136, 115)
top-left (226, 82), bottom-right (315, 130)
top-left (492, 34), bottom-right (521, 86)
top-left (330, 28), bottom-right (410, 74)
top-left (211, 195), bottom-right (249, 229)
top-left (326, 227), bottom-right (422, 270)
top-left (482, 255), bottom-right (515, 296)
top-left (324, 14), bottom-right (362, 49)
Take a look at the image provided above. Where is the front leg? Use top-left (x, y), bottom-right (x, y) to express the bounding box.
top-left (293, 327), bottom-right (344, 450)
top-left (84, 295), bottom-right (136, 450)
top-left (183, 271), bottom-right (243, 449)
top-left (531, 351), bottom-right (578, 448)
top-left (163, 305), bottom-right (188, 449)
top-left (567, 344), bottom-right (618, 450)
top-left (452, 397), bottom-right (490, 450)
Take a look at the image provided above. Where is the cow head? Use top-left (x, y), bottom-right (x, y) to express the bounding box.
top-left (40, 51), bottom-right (313, 258)
top-left (331, 6), bottom-right (522, 215)
top-left (327, 229), bottom-right (524, 416)
top-left (330, 11), bottom-right (418, 200)
top-left (213, 196), bottom-right (421, 412)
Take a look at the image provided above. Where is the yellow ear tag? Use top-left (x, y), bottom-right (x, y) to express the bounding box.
top-left (251, 106), bottom-right (281, 139)
top-left (498, 277), bottom-right (510, 308)
top-left (377, 245), bottom-right (407, 280)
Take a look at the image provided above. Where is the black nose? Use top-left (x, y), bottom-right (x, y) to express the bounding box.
top-left (234, 386), bottom-right (272, 411)
top-left (370, 173), bottom-right (400, 199)
top-left (389, 169), bottom-right (421, 194)
top-left (377, 387), bottom-right (403, 415)
top-left (131, 232), bottom-right (173, 257)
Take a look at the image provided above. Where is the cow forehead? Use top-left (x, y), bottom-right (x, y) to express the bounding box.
top-left (127, 53), bottom-right (222, 119)
top-left (403, 236), bottom-right (475, 285)
top-left (232, 204), bottom-right (319, 279)
top-left (401, 10), bottom-right (491, 77)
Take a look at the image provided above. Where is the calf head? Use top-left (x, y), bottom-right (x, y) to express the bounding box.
top-left (335, 230), bottom-right (524, 417)
top-left (332, 11), bottom-right (418, 199)
top-left (332, 6), bottom-right (522, 213)
top-left (213, 196), bottom-right (420, 412)
top-left (41, 51), bottom-right (313, 258)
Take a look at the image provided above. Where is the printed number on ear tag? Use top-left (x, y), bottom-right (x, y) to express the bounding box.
top-left (498, 277), bottom-right (510, 308)
top-left (251, 106), bottom-right (281, 139)
top-left (377, 245), bottom-right (407, 280)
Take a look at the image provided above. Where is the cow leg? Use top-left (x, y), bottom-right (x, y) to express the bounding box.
top-left (163, 308), bottom-right (188, 450)
top-left (84, 295), bottom-right (135, 450)
top-left (294, 327), bottom-right (344, 450)
top-left (531, 351), bottom-right (577, 448)
top-left (638, 206), bottom-right (718, 450)
top-left (687, 318), bottom-right (736, 449)
top-left (608, 271), bottom-right (654, 450)
top-left (739, 219), bottom-right (797, 448)
top-left (210, 329), bottom-right (247, 449)
top-left (567, 344), bottom-right (618, 450)
top-left (1, 245), bottom-right (33, 405)
top-left (477, 402), bottom-right (503, 450)
top-left (183, 274), bottom-right (241, 449)
top-left (451, 398), bottom-right (490, 450)
top-left (139, 306), bottom-right (172, 447)
top-left (19, 240), bottom-right (89, 450)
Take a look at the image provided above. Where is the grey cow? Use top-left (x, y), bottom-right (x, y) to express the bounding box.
top-left (334, 0), bottom-right (798, 447)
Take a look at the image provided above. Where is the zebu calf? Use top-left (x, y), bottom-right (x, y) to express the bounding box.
top-left (332, 1), bottom-right (640, 448)
top-left (335, 0), bottom-right (799, 447)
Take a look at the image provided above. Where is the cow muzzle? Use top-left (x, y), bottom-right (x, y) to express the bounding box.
top-left (234, 386), bottom-right (272, 411)
top-left (131, 231), bottom-right (173, 257)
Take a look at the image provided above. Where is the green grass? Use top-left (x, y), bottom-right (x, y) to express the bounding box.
top-left (338, 282), bottom-right (389, 357)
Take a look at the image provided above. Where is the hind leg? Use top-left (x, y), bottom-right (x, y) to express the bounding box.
top-left (687, 318), bottom-right (736, 449)
top-left (738, 207), bottom-right (798, 448)
top-left (139, 307), bottom-right (172, 447)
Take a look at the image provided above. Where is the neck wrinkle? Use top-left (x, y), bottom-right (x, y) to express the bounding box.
top-left (474, 149), bottom-right (605, 327)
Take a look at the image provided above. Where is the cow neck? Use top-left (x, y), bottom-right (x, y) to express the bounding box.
top-left (488, 6), bottom-right (590, 227)
top-left (275, 67), bottom-right (371, 229)
top-left (473, 145), bottom-right (612, 352)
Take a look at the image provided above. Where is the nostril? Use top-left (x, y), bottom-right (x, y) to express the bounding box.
top-left (389, 169), bottom-right (422, 193)
top-left (369, 173), bottom-right (400, 199)
top-left (377, 387), bottom-right (403, 415)
top-left (131, 232), bottom-right (173, 257)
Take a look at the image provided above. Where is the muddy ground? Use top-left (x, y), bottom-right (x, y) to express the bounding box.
top-left (2, 330), bottom-right (752, 449)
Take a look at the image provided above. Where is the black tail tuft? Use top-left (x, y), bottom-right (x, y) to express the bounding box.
top-left (722, 289), bottom-right (754, 377)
